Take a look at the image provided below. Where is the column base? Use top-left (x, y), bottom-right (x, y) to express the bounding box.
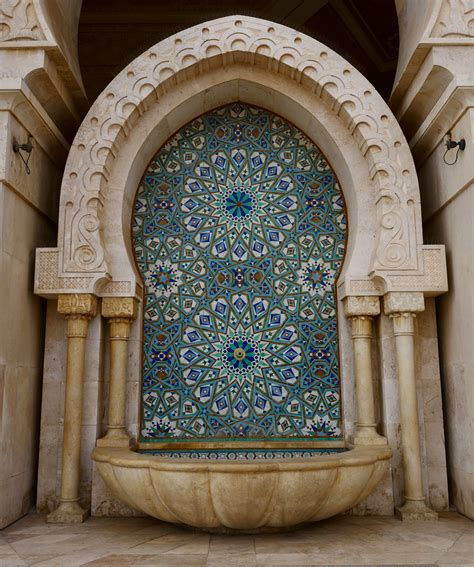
top-left (47, 501), bottom-right (90, 524)
top-left (96, 429), bottom-right (135, 448)
top-left (354, 432), bottom-right (388, 446)
top-left (395, 500), bottom-right (438, 521)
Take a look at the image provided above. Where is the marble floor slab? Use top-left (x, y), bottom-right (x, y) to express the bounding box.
top-left (0, 512), bottom-right (472, 566)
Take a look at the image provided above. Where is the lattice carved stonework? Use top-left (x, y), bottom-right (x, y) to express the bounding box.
top-left (34, 249), bottom-right (93, 296)
top-left (133, 103), bottom-right (347, 442)
top-left (52, 15), bottom-right (426, 289)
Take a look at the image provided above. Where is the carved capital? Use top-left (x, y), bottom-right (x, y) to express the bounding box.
top-left (390, 312), bottom-right (416, 336)
top-left (58, 294), bottom-right (98, 318)
top-left (350, 316), bottom-right (373, 339)
top-left (344, 296), bottom-right (380, 318)
top-left (383, 292), bottom-right (424, 316)
top-left (102, 297), bottom-right (138, 320)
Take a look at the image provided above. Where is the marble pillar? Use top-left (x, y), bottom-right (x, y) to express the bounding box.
top-left (384, 292), bottom-right (438, 521)
top-left (344, 297), bottom-right (387, 446)
top-left (97, 297), bottom-right (138, 448)
top-left (47, 294), bottom-right (98, 524)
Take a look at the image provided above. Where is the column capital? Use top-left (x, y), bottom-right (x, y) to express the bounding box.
top-left (383, 292), bottom-right (425, 316)
top-left (101, 297), bottom-right (138, 320)
top-left (343, 296), bottom-right (380, 318)
top-left (390, 312), bottom-right (417, 336)
top-left (58, 294), bottom-right (98, 318)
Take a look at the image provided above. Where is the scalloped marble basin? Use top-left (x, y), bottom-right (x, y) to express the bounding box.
top-left (92, 445), bottom-right (391, 531)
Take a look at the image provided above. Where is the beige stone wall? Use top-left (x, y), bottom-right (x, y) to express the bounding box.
top-left (0, 103), bottom-right (58, 529)
top-left (391, 0), bottom-right (473, 519)
top-left (419, 110), bottom-right (473, 519)
top-left (0, 0), bottom-right (87, 528)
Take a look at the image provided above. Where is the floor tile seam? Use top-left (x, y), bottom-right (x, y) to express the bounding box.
top-left (440, 530), bottom-right (466, 554)
top-left (22, 541), bottom-right (147, 565)
top-left (165, 542), bottom-right (211, 555)
top-left (0, 538), bottom-right (26, 559)
top-left (127, 532), bottom-right (193, 549)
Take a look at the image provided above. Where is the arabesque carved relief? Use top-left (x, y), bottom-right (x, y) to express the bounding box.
top-left (0, 0), bottom-right (45, 41)
top-left (431, 0), bottom-right (474, 38)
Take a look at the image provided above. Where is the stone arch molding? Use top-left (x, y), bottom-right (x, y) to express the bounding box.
top-left (34, 15), bottom-right (447, 299)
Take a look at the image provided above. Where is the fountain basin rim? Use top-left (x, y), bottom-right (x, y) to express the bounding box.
top-left (92, 444), bottom-right (391, 473)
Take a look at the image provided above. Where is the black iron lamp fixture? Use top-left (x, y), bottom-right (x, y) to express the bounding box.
top-left (443, 132), bottom-right (466, 165)
top-left (13, 135), bottom-right (34, 174)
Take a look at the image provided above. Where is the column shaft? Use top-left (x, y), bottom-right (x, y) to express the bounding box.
top-left (60, 316), bottom-right (89, 504)
top-left (98, 297), bottom-right (137, 448)
top-left (392, 314), bottom-right (424, 501)
top-left (352, 318), bottom-right (376, 428)
top-left (47, 294), bottom-right (97, 524)
top-left (384, 291), bottom-right (437, 520)
top-left (344, 296), bottom-right (386, 446)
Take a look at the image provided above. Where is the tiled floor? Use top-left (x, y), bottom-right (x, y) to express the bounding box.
top-left (0, 512), bottom-right (472, 566)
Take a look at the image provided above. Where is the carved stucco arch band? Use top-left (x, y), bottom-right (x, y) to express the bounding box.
top-left (34, 15), bottom-right (447, 299)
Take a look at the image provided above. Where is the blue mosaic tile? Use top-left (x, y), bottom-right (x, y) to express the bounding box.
top-left (133, 103), bottom-right (347, 443)
top-left (139, 449), bottom-right (346, 460)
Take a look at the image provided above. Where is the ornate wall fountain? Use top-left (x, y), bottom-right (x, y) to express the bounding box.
top-left (34, 16), bottom-right (449, 529)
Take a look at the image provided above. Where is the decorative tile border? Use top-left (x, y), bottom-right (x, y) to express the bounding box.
top-left (139, 448), bottom-right (346, 460)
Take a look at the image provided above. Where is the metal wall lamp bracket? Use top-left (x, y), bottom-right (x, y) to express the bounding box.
top-left (13, 136), bottom-right (34, 174)
top-left (443, 132), bottom-right (466, 165)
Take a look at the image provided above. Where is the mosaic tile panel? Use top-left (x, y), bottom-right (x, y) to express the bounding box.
top-left (132, 103), bottom-right (347, 443)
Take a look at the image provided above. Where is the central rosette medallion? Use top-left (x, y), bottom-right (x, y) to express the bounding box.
top-left (219, 177), bottom-right (262, 228)
top-left (221, 333), bottom-right (261, 377)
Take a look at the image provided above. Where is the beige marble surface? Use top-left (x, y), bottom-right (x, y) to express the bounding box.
top-left (0, 512), bottom-right (472, 566)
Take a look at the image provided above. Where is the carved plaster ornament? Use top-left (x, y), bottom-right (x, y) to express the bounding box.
top-left (432, 0), bottom-right (474, 38)
top-left (0, 0), bottom-right (44, 41)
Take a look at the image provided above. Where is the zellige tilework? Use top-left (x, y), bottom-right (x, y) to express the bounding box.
top-left (132, 103), bottom-right (347, 443)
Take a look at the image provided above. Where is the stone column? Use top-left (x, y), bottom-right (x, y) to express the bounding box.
top-left (97, 297), bottom-right (138, 448)
top-left (384, 292), bottom-right (437, 521)
top-left (47, 294), bottom-right (98, 523)
top-left (344, 296), bottom-right (387, 446)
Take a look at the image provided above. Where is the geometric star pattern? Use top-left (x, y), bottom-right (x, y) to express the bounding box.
top-left (132, 103), bottom-right (347, 443)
